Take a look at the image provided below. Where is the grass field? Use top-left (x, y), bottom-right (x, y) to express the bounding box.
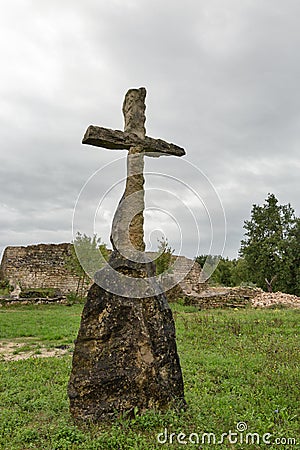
top-left (0, 303), bottom-right (299, 449)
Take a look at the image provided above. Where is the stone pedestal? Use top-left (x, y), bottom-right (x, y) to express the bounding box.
top-left (68, 264), bottom-right (185, 421)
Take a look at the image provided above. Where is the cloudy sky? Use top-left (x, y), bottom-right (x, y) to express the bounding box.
top-left (1, 0), bottom-right (299, 260)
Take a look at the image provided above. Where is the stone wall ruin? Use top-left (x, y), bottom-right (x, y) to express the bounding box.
top-left (0, 243), bottom-right (203, 298)
top-left (0, 243), bottom-right (80, 293)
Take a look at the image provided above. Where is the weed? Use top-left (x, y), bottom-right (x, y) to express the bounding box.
top-left (66, 291), bottom-right (85, 305)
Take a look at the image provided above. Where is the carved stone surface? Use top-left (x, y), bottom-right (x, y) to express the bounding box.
top-left (68, 87), bottom-right (186, 421)
top-left (68, 281), bottom-right (186, 420)
top-left (82, 126), bottom-right (185, 157)
top-left (111, 147), bottom-right (145, 254)
top-left (122, 87), bottom-right (146, 139)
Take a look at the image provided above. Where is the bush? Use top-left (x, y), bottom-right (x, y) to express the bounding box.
top-left (20, 288), bottom-right (59, 298)
top-left (66, 291), bottom-right (85, 304)
top-left (0, 279), bottom-right (13, 295)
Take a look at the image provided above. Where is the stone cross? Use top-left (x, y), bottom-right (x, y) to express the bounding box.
top-left (68, 88), bottom-right (186, 421)
top-left (82, 87), bottom-right (185, 257)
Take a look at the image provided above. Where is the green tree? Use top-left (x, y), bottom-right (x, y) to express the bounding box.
top-left (230, 258), bottom-right (252, 286)
top-left (239, 193), bottom-right (298, 293)
top-left (155, 238), bottom-right (174, 276)
top-left (65, 232), bottom-right (109, 297)
top-left (195, 255), bottom-right (220, 283)
top-left (213, 257), bottom-right (235, 286)
top-left (195, 255), bottom-right (238, 286)
top-left (285, 218), bottom-right (300, 295)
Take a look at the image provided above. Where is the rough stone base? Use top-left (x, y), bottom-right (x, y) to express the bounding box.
top-left (68, 282), bottom-right (185, 421)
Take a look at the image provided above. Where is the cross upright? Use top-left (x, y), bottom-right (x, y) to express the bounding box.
top-left (82, 87), bottom-right (185, 258)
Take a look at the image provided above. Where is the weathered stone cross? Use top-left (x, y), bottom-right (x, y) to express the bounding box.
top-left (68, 88), bottom-right (186, 421)
top-left (82, 87), bottom-right (185, 258)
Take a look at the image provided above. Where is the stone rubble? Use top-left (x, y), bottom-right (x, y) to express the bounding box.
top-left (182, 286), bottom-right (300, 309)
top-left (251, 291), bottom-right (300, 308)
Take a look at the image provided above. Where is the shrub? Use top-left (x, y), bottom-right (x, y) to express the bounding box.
top-left (20, 288), bottom-right (58, 298)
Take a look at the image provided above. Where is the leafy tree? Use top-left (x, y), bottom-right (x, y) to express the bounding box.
top-left (285, 217), bottom-right (300, 295)
top-left (213, 257), bottom-right (235, 286)
top-left (195, 255), bottom-right (222, 285)
top-left (155, 238), bottom-right (174, 276)
top-left (65, 232), bottom-right (109, 297)
top-left (230, 258), bottom-right (252, 287)
top-left (195, 255), bottom-right (238, 286)
top-left (239, 193), bottom-right (298, 293)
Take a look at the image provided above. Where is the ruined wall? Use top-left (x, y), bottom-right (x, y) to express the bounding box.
top-left (173, 255), bottom-right (204, 294)
top-left (0, 243), bottom-right (203, 297)
top-left (0, 243), bottom-right (82, 293)
top-left (163, 255), bottom-right (205, 302)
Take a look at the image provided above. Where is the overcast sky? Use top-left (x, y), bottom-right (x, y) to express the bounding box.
top-left (1, 0), bottom-right (299, 260)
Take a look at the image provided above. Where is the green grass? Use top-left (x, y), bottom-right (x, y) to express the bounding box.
top-left (0, 305), bottom-right (80, 350)
top-left (0, 304), bottom-right (299, 449)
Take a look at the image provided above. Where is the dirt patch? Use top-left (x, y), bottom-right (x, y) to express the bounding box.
top-left (0, 339), bottom-right (72, 361)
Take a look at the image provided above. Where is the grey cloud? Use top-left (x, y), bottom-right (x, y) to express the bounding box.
top-left (0, 0), bottom-right (299, 261)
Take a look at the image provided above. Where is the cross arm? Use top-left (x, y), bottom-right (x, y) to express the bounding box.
top-left (82, 125), bottom-right (185, 157)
